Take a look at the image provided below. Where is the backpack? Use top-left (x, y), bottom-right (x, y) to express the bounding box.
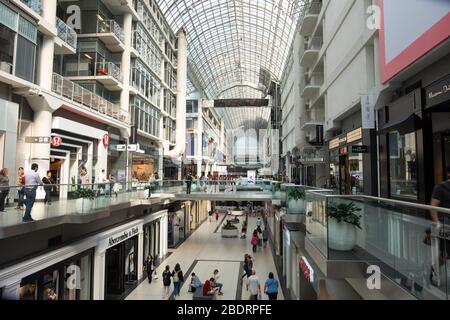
top-left (251, 236), bottom-right (258, 246)
top-left (163, 271), bottom-right (171, 286)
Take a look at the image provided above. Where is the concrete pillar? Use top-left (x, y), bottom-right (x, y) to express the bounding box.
top-left (137, 230), bottom-right (144, 280)
top-left (38, 0), bottom-right (56, 91)
top-left (1, 280), bottom-right (21, 300)
top-left (196, 101), bottom-right (203, 176)
top-left (93, 251), bottom-right (106, 300)
top-left (30, 110), bottom-right (52, 180)
top-left (120, 13), bottom-right (132, 116)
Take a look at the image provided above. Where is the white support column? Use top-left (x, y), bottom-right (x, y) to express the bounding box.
top-left (120, 13), bottom-right (132, 135)
top-left (31, 110), bottom-right (52, 182)
top-left (196, 101), bottom-right (203, 176)
top-left (38, 0), bottom-right (56, 91)
top-left (2, 280), bottom-right (21, 300)
top-left (137, 230), bottom-right (144, 280)
top-left (93, 251), bottom-right (106, 300)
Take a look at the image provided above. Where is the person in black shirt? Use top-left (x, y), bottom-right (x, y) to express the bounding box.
top-left (42, 171), bottom-right (54, 205)
top-left (186, 174), bottom-right (193, 194)
top-left (428, 166), bottom-right (450, 287)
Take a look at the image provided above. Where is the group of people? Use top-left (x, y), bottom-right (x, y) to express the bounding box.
top-left (0, 164), bottom-right (48, 222)
top-left (143, 256), bottom-right (225, 299)
top-left (79, 167), bottom-right (119, 197)
top-left (241, 254), bottom-right (279, 300)
top-left (250, 217), bottom-right (269, 252)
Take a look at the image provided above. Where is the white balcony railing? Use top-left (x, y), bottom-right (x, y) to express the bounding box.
top-left (56, 18), bottom-right (77, 50)
top-left (97, 19), bottom-right (124, 43)
top-left (52, 73), bottom-right (130, 125)
top-left (95, 62), bottom-right (123, 82)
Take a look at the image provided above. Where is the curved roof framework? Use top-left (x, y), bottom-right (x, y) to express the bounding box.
top-left (157, 0), bottom-right (306, 100)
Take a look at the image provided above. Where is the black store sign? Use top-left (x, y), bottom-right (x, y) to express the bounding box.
top-left (426, 76), bottom-right (450, 109)
top-left (352, 145), bottom-right (369, 153)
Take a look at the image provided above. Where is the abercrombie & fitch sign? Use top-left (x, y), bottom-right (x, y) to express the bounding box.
top-left (107, 226), bottom-right (139, 248)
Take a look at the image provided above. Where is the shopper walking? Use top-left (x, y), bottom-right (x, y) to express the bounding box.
top-left (251, 230), bottom-right (258, 253)
top-left (97, 169), bottom-right (107, 196)
top-left (257, 226), bottom-right (263, 248)
top-left (214, 209), bottom-right (220, 221)
top-left (162, 265), bottom-right (172, 299)
top-left (172, 263), bottom-right (184, 298)
top-left (42, 171), bottom-right (54, 205)
top-left (186, 173), bottom-right (193, 194)
top-left (23, 163), bottom-right (43, 222)
top-left (256, 217), bottom-right (262, 228)
top-left (16, 167), bottom-right (25, 210)
top-left (429, 165), bottom-right (450, 286)
top-left (264, 272), bottom-right (279, 300)
top-left (143, 255), bottom-right (155, 284)
top-left (247, 270), bottom-right (261, 300)
top-left (263, 227), bottom-right (269, 248)
top-left (0, 168), bottom-right (10, 212)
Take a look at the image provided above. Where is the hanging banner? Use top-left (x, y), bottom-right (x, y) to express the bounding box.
top-left (361, 94), bottom-right (375, 129)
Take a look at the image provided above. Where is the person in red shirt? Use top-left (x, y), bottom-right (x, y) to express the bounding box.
top-left (16, 167), bottom-right (25, 210)
top-left (214, 210), bottom-right (220, 221)
top-left (203, 278), bottom-right (217, 296)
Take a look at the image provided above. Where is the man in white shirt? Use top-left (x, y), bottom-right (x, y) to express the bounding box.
top-left (212, 269), bottom-right (224, 295)
top-left (246, 269), bottom-right (261, 300)
top-left (23, 163), bottom-right (43, 222)
top-left (97, 169), bottom-right (107, 195)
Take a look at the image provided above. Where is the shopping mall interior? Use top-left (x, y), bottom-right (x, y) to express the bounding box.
top-left (0, 0), bottom-right (450, 303)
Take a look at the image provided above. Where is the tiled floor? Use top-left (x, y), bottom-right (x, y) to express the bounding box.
top-left (126, 213), bottom-right (284, 301)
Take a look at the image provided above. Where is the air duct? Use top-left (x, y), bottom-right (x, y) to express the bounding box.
top-left (165, 29), bottom-right (187, 160)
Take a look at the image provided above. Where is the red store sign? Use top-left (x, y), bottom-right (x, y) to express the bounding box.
top-left (300, 256), bottom-right (315, 283)
top-left (51, 135), bottom-right (62, 147)
top-left (103, 134), bottom-right (110, 147)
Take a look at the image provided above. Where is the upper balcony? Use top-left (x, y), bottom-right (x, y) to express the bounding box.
top-left (51, 73), bottom-right (129, 126)
top-left (299, 0), bottom-right (322, 36)
top-left (78, 19), bottom-right (125, 52)
top-left (54, 18), bottom-right (77, 55)
top-left (66, 62), bottom-right (123, 91)
top-left (300, 37), bottom-right (322, 67)
top-left (302, 72), bottom-right (323, 100)
top-left (300, 111), bottom-right (324, 130)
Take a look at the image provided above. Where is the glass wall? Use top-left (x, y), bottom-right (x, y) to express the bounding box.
top-left (19, 250), bottom-right (93, 300)
top-left (132, 22), bottom-right (162, 73)
top-left (131, 59), bottom-right (161, 106)
top-left (389, 131), bottom-right (418, 200)
top-left (131, 96), bottom-right (160, 137)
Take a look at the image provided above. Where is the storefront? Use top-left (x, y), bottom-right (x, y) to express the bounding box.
top-left (18, 250), bottom-right (93, 300)
top-left (168, 206), bottom-right (188, 248)
top-left (131, 136), bottom-right (160, 181)
top-left (378, 72), bottom-right (450, 203)
top-left (188, 200), bottom-right (210, 231)
top-left (328, 128), bottom-right (364, 195)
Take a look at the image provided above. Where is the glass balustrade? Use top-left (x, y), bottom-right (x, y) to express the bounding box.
top-left (305, 191), bottom-right (450, 300)
top-left (56, 18), bottom-right (77, 50)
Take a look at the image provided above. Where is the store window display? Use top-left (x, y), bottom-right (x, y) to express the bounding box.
top-left (389, 131), bottom-right (418, 200)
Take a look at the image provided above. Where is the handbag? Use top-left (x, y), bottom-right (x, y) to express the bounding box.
top-left (153, 271), bottom-right (158, 280)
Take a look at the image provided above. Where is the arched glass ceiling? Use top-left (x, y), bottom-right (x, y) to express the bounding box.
top-left (157, 0), bottom-right (306, 100)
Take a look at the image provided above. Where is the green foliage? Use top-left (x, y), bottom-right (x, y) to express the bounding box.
top-left (75, 188), bottom-right (96, 200)
top-left (222, 220), bottom-right (238, 230)
top-left (287, 187), bottom-right (305, 200)
top-left (273, 181), bottom-right (281, 192)
top-left (328, 202), bottom-right (362, 229)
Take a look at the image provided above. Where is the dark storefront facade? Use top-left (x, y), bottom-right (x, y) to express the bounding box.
top-left (378, 54), bottom-right (450, 204)
top-left (19, 250), bottom-right (93, 300)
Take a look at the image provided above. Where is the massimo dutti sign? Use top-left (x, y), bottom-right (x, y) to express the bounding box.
top-left (426, 76), bottom-right (450, 109)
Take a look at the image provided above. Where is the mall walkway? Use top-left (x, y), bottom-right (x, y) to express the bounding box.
top-left (126, 212), bottom-right (284, 300)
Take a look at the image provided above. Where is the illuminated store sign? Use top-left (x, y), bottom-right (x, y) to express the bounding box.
top-left (300, 256), bottom-right (315, 283)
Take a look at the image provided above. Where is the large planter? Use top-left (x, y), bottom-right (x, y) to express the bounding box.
top-left (328, 217), bottom-right (357, 251)
top-left (76, 198), bottom-right (93, 214)
top-left (287, 199), bottom-right (305, 214)
top-left (221, 228), bottom-right (239, 238)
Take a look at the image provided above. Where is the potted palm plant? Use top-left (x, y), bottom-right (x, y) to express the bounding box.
top-left (287, 187), bottom-right (306, 213)
top-left (75, 188), bottom-right (96, 214)
top-left (327, 202), bottom-right (362, 251)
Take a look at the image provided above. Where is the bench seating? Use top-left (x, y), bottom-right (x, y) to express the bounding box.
top-left (193, 289), bottom-right (216, 300)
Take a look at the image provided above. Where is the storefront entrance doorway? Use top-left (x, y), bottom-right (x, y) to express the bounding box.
top-left (105, 236), bottom-right (138, 299)
top-left (339, 154), bottom-right (350, 194)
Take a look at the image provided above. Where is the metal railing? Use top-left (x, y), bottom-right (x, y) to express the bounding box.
top-left (51, 73), bottom-right (130, 124)
top-left (95, 62), bottom-right (123, 82)
top-left (20, 0), bottom-right (41, 14)
top-left (56, 18), bottom-right (77, 50)
top-left (299, 0), bottom-right (322, 24)
top-left (300, 111), bottom-right (324, 128)
top-left (97, 19), bottom-right (124, 43)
